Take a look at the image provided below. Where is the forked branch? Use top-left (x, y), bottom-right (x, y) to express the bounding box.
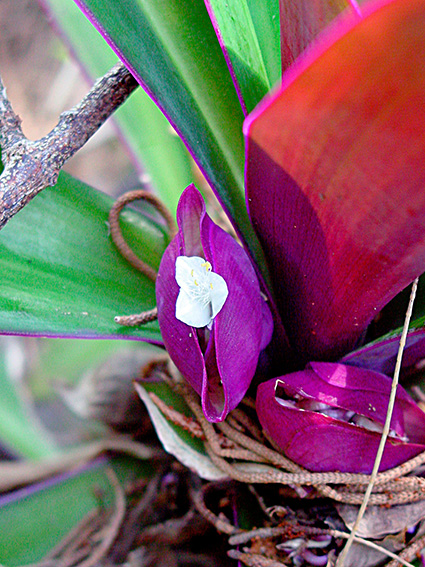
top-left (0, 62), bottom-right (138, 229)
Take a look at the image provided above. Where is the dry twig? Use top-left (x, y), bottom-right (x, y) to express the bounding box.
top-left (0, 436), bottom-right (160, 491)
top-left (191, 484), bottom-right (238, 536)
top-left (0, 63), bottom-right (138, 229)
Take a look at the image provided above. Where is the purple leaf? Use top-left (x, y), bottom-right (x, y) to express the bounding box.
top-left (256, 362), bottom-right (425, 473)
top-left (156, 185), bottom-right (272, 422)
top-left (245, 0), bottom-right (425, 362)
top-left (342, 329), bottom-right (425, 376)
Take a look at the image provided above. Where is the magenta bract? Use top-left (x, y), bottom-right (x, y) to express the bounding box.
top-left (156, 185), bottom-right (272, 422)
top-left (256, 362), bottom-right (425, 473)
top-left (245, 0), bottom-right (425, 362)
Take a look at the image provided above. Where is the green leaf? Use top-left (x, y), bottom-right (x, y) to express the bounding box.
top-left (43, 0), bottom-right (194, 214)
top-left (135, 380), bottom-right (225, 480)
top-left (0, 338), bottom-right (57, 460)
top-left (0, 172), bottom-right (167, 342)
top-left (73, 0), bottom-right (269, 278)
top-left (205, 0), bottom-right (281, 114)
top-left (0, 455), bottom-right (151, 566)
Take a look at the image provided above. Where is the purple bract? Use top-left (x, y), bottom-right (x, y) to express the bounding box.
top-left (257, 362), bottom-right (425, 473)
top-left (156, 185), bottom-right (272, 422)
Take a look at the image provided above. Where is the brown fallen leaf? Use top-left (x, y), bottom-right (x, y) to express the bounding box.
top-left (337, 500), bottom-right (425, 539)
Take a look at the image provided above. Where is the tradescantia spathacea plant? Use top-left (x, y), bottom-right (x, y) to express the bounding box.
top-left (3, 0), bottom-right (425, 476)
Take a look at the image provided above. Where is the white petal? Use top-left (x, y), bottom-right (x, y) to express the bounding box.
top-left (174, 255), bottom-right (228, 328)
top-left (208, 272), bottom-right (229, 318)
top-left (175, 256), bottom-right (207, 292)
top-left (176, 288), bottom-right (213, 328)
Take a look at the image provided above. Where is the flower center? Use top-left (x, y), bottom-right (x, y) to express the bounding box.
top-left (175, 256), bottom-right (228, 328)
top-left (186, 261), bottom-right (214, 306)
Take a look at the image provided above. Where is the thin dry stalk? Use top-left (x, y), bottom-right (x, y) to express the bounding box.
top-left (385, 532), bottom-right (425, 567)
top-left (156, 365), bottom-right (425, 506)
top-left (191, 485), bottom-right (238, 536)
top-left (108, 189), bottom-right (177, 282)
top-left (0, 437), bottom-right (160, 492)
top-left (228, 526), bottom-right (415, 567)
top-left (76, 468), bottom-right (126, 567)
top-left (336, 277), bottom-right (419, 566)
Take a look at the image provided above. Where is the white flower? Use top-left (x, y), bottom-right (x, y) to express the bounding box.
top-left (175, 256), bottom-right (228, 328)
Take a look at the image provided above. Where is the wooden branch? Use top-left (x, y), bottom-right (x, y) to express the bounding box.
top-left (0, 63), bottom-right (139, 229)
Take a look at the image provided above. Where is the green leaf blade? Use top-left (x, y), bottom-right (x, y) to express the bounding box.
top-left (0, 339), bottom-right (57, 460)
top-left (0, 173), bottom-right (166, 342)
top-left (73, 0), bottom-right (269, 275)
top-left (205, 0), bottom-right (281, 114)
